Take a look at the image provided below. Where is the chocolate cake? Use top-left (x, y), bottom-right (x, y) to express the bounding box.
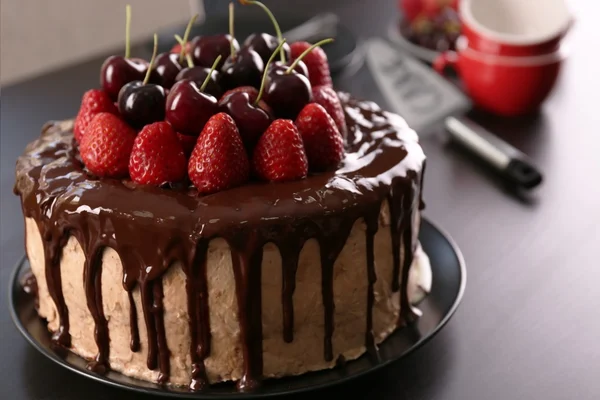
top-left (13, 2), bottom-right (430, 392)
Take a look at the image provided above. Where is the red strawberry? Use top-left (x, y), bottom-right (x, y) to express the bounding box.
top-left (311, 85), bottom-right (347, 139)
top-left (129, 122), bottom-right (187, 185)
top-left (73, 89), bottom-right (118, 143)
top-left (400, 0), bottom-right (425, 22)
top-left (171, 41), bottom-right (192, 55)
top-left (290, 41), bottom-right (332, 87)
top-left (295, 103), bottom-right (344, 172)
top-left (253, 119), bottom-right (308, 182)
top-left (188, 113), bottom-right (250, 194)
top-left (79, 113), bottom-right (137, 178)
top-left (177, 133), bottom-right (197, 157)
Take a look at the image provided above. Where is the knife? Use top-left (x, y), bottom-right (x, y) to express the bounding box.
top-left (365, 38), bottom-right (543, 190)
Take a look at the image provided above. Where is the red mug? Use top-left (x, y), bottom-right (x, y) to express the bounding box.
top-left (433, 37), bottom-right (566, 116)
top-left (459, 0), bottom-right (573, 57)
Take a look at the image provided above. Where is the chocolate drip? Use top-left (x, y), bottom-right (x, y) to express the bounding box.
top-left (229, 233), bottom-right (264, 392)
top-left (127, 289), bottom-right (140, 352)
top-left (184, 241), bottom-right (210, 391)
top-left (83, 246), bottom-right (109, 373)
top-left (319, 218), bottom-right (355, 362)
top-left (364, 208), bottom-right (380, 355)
top-left (41, 224), bottom-right (71, 348)
top-left (398, 179), bottom-right (420, 326)
top-left (14, 93), bottom-right (426, 391)
top-left (279, 244), bottom-right (301, 343)
top-left (140, 281), bottom-right (158, 371)
top-left (152, 281), bottom-right (170, 383)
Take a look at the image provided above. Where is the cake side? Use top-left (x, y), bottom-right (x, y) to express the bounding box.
top-left (15, 94), bottom-right (427, 389)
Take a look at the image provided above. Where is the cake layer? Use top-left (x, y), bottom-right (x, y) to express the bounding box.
top-left (14, 93), bottom-right (427, 390)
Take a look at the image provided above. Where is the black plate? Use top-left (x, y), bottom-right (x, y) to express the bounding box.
top-left (9, 218), bottom-right (465, 398)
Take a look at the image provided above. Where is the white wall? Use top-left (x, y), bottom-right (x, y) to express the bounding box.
top-left (0, 0), bottom-right (200, 85)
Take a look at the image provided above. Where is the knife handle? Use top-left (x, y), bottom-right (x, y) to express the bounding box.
top-left (445, 116), bottom-right (543, 189)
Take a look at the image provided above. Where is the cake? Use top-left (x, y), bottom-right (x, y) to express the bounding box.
top-left (13, 2), bottom-right (430, 392)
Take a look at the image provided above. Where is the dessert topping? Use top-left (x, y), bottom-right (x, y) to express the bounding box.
top-left (79, 112), bottom-right (137, 178)
top-left (188, 112), bottom-right (250, 193)
top-left (295, 103), bottom-right (344, 172)
top-left (252, 119), bottom-right (308, 182)
top-left (73, 89), bottom-right (118, 143)
top-left (129, 121), bottom-right (187, 185)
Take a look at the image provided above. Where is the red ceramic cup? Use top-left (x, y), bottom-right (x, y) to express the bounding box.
top-left (459, 0), bottom-right (573, 57)
top-left (433, 37), bottom-right (567, 116)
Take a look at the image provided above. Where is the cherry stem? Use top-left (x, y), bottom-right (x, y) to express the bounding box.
top-left (240, 0), bottom-right (285, 63)
top-left (286, 38), bottom-right (334, 74)
top-left (229, 2), bottom-right (236, 59)
top-left (179, 14), bottom-right (198, 65)
top-left (143, 34), bottom-right (158, 85)
top-left (200, 55), bottom-right (221, 92)
top-left (125, 4), bottom-right (132, 59)
top-left (175, 35), bottom-right (194, 68)
top-left (255, 39), bottom-right (286, 106)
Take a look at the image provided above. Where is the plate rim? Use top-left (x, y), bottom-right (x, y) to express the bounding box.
top-left (8, 217), bottom-right (466, 398)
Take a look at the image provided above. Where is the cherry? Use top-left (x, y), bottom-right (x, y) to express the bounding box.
top-left (264, 39), bottom-right (333, 119)
top-left (191, 35), bottom-right (239, 69)
top-left (239, 1), bottom-right (288, 64)
top-left (166, 55), bottom-right (221, 136)
top-left (149, 15), bottom-right (198, 89)
top-left (269, 60), bottom-right (309, 79)
top-left (174, 32), bottom-right (223, 99)
top-left (176, 67), bottom-right (222, 98)
top-left (243, 33), bottom-right (291, 63)
top-left (100, 5), bottom-right (150, 100)
top-left (219, 41), bottom-right (285, 149)
top-left (220, 3), bottom-right (264, 90)
top-left (118, 34), bottom-right (166, 129)
top-left (151, 53), bottom-right (183, 89)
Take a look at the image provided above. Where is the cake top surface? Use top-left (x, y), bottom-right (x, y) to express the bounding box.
top-left (15, 93), bottom-right (424, 240)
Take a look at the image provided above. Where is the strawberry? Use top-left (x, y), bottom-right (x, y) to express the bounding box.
top-left (177, 133), bottom-right (197, 157)
top-left (171, 41), bottom-right (192, 55)
top-left (79, 113), bottom-right (137, 178)
top-left (295, 103), bottom-right (344, 172)
top-left (129, 122), bottom-right (187, 185)
top-left (311, 85), bottom-right (347, 139)
top-left (399, 0), bottom-right (425, 22)
top-left (73, 89), bottom-right (118, 143)
top-left (290, 41), bottom-right (332, 88)
top-left (188, 113), bottom-right (250, 194)
top-left (253, 119), bottom-right (308, 182)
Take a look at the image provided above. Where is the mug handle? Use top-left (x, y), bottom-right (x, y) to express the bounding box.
top-left (433, 51), bottom-right (459, 76)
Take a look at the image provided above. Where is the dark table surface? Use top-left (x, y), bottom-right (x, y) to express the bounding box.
top-left (1, 1), bottom-right (599, 399)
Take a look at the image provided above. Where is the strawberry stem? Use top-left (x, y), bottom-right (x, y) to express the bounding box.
top-left (143, 34), bottom-right (158, 85)
top-left (286, 38), bottom-right (334, 74)
top-left (240, 0), bottom-right (285, 63)
top-left (229, 2), bottom-right (236, 59)
top-left (175, 34), bottom-right (194, 68)
top-left (179, 13), bottom-right (198, 65)
top-left (200, 55), bottom-right (222, 92)
top-left (255, 39), bottom-right (287, 106)
top-left (125, 4), bottom-right (132, 59)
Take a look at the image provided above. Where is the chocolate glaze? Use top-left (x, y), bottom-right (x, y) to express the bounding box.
top-left (14, 93), bottom-right (426, 391)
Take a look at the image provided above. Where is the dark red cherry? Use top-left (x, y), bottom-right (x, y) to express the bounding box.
top-left (264, 69), bottom-right (312, 119)
top-left (221, 86), bottom-right (259, 103)
top-left (220, 48), bottom-right (264, 90)
top-left (151, 53), bottom-right (184, 89)
top-left (175, 66), bottom-right (222, 98)
top-left (100, 56), bottom-right (149, 101)
top-left (218, 91), bottom-right (272, 149)
top-left (117, 81), bottom-right (166, 129)
top-left (166, 79), bottom-right (219, 136)
top-left (191, 35), bottom-right (239, 69)
top-left (243, 33), bottom-right (291, 63)
top-left (269, 60), bottom-right (309, 79)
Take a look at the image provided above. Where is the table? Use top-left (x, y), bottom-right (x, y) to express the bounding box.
top-left (1, 1), bottom-right (599, 399)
